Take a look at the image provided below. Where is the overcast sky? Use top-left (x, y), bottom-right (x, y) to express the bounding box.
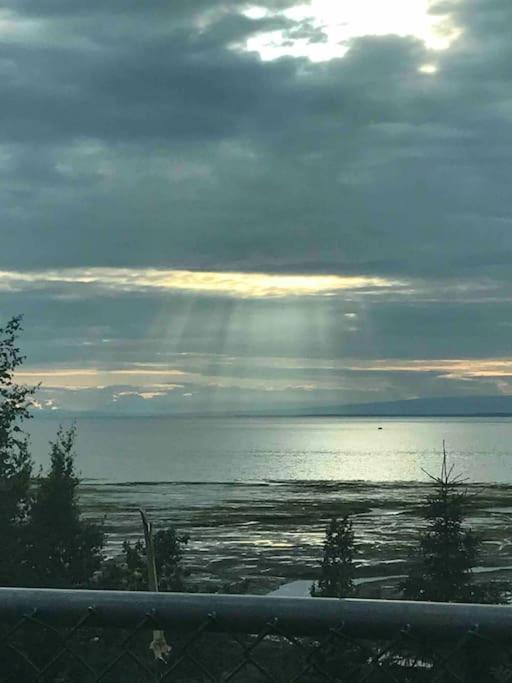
top-left (2, 0), bottom-right (512, 415)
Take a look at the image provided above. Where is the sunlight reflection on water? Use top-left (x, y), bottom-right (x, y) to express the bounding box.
top-left (26, 416), bottom-right (512, 483)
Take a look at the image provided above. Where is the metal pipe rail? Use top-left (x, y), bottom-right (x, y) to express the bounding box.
top-left (0, 588), bottom-right (511, 640)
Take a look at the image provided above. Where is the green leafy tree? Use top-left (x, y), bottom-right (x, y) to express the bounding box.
top-left (98, 527), bottom-right (189, 592)
top-left (311, 516), bottom-right (356, 598)
top-left (403, 445), bottom-right (508, 604)
top-left (24, 424), bottom-right (104, 588)
top-left (0, 316), bottom-right (36, 584)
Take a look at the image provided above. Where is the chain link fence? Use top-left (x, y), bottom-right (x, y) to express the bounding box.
top-left (0, 588), bottom-right (511, 681)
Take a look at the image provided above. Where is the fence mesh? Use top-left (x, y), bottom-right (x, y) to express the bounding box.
top-left (1, 603), bottom-right (512, 682)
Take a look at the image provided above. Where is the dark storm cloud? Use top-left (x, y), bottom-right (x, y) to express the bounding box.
top-left (2, 0), bottom-right (512, 278)
top-left (7, 0), bottom-right (297, 16)
top-left (0, 25), bottom-right (297, 144)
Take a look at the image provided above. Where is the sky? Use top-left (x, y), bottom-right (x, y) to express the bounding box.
top-left (2, 0), bottom-right (512, 415)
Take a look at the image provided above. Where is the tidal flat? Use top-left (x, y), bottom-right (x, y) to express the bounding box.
top-left (79, 480), bottom-right (512, 596)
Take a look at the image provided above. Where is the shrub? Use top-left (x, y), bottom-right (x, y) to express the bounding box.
top-left (98, 527), bottom-right (190, 592)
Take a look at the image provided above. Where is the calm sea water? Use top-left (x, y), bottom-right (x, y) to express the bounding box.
top-left (27, 416), bottom-right (512, 483)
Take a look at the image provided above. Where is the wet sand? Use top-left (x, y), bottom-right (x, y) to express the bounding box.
top-left (79, 480), bottom-right (512, 595)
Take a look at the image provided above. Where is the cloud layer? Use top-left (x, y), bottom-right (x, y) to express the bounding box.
top-left (1, 0), bottom-right (512, 413)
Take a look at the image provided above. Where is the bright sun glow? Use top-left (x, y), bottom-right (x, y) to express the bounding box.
top-left (0, 268), bottom-right (402, 298)
top-left (238, 0), bottom-right (460, 62)
top-left (419, 63), bottom-right (438, 74)
top-left (347, 358), bottom-right (512, 380)
top-left (18, 357), bottom-right (512, 392)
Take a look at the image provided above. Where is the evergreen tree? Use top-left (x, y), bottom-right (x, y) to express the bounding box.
top-left (0, 316), bottom-right (36, 584)
top-left (402, 445), bottom-right (507, 604)
top-left (25, 424), bottom-right (104, 588)
top-left (311, 516), bottom-right (356, 598)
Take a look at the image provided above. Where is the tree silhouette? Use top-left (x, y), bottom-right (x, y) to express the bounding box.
top-left (25, 425), bottom-right (104, 588)
top-left (0, 316), bottom-right (36, 584)
top-left (403, 443), bottom-right (507, 604)
top-left (311, 516), bottom-right (356, 598)
top-left (97, 527), bottom-right (189, 592)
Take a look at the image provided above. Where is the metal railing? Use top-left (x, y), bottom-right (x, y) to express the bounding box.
top-left (0, 587), bottom-right (511, 681)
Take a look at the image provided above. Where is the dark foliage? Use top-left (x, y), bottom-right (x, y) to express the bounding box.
top-left (311, 516), bottom-right (356, 598)
top-left (0, 316), bottom-right (36, 585)
top-left (0, 317), bottom-right (105, 589)
top-left (98, 527), bottom-right (190, 592)
top-left (402, 445), bottom-right (508, 604)
top-left (24, 424), bottom-right (104, 588)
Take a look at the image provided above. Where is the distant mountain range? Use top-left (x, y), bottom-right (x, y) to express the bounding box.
top-left (35, 395), bottom-right (512, 418)
top-left (225, 395), bottom-right (512, 417)
top-left (319, 395), bottom-right (512, 417)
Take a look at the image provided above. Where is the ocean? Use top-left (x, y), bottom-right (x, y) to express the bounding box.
top-left (26, 416), bottom-right (512, 593)
top-left (27, 415), bottom-right (512, 483)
